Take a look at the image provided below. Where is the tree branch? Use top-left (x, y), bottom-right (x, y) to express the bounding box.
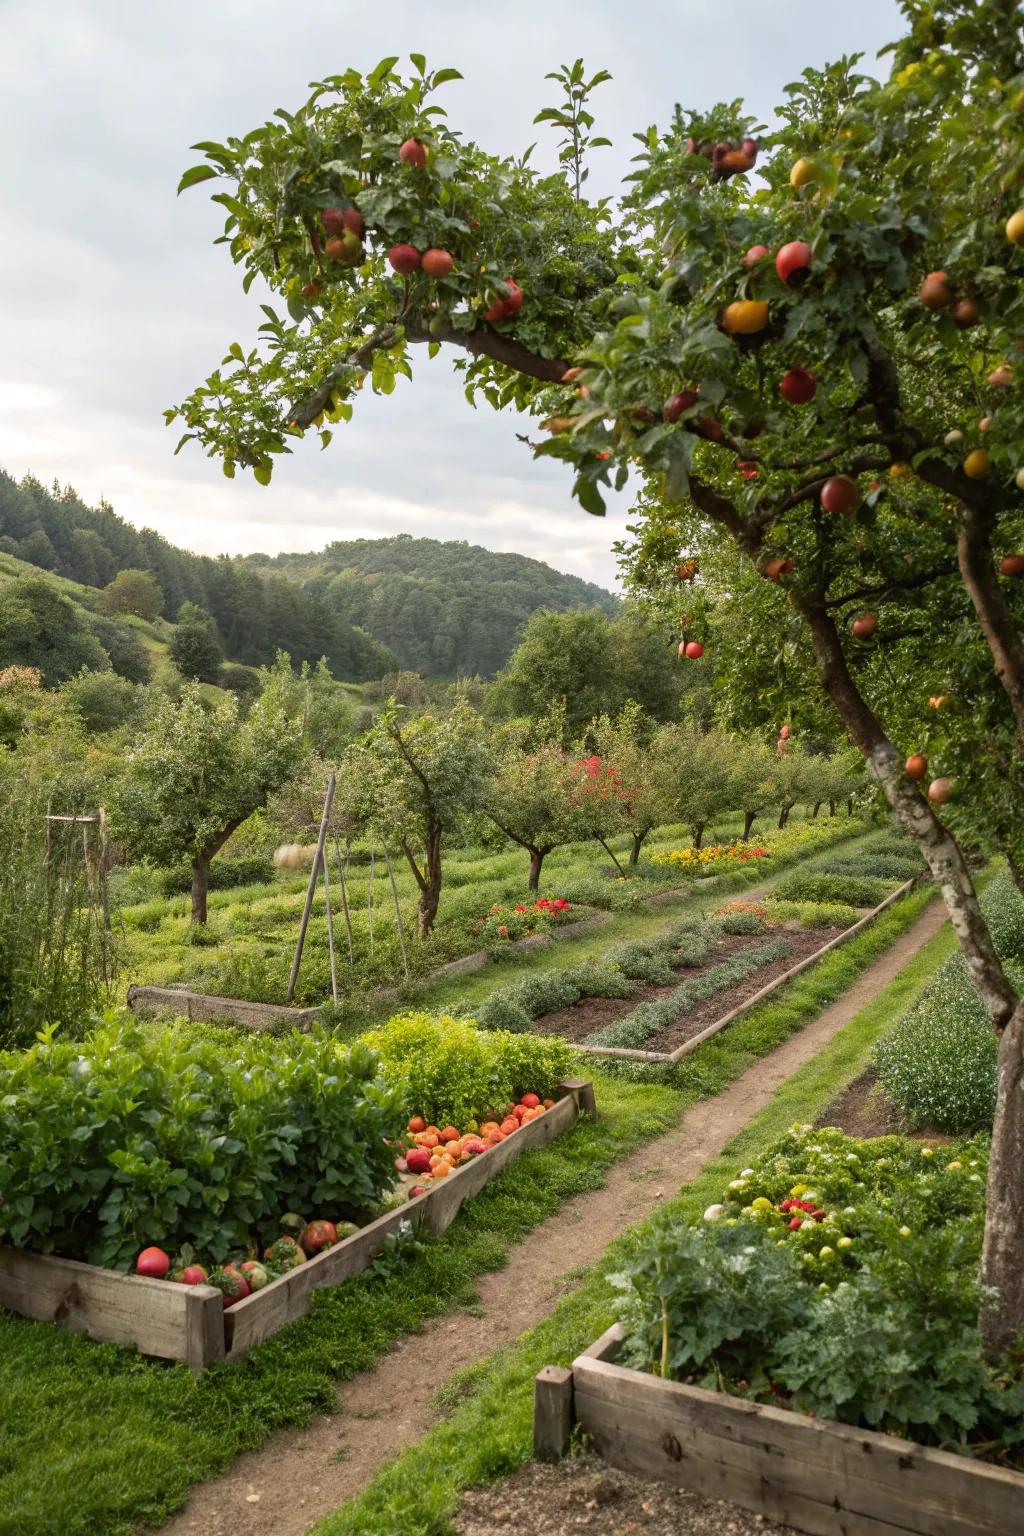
top-left (688, 474), bottom-right (750, 546)
top-left (825, 563), bottom-right (958, 611)
top-left (289, 325), bottom-right (399, 427)
top-left (954, 501), bottom-right (1024, 747)
top-left (406, 318), bottom-right (569, 382)
top-left (769, 455), bottom-right (893, 519)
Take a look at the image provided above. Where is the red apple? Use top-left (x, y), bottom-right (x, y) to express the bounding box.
top-left (520, 1093), bottom-right (541, 1108)
top-left (742, 244), bottom-right (770, 269)
top-left (1000, 553), bottom-right (1024, 576)
top-left (406, 1147), bottom-right (432, 1175)
top-left (180, 1264), bottom-right (209, 1286)
top-left (919, 271), bottom-right (953, 309)
top-left (820, 475), bottom-right (859, 516)
top-left (780, 367), bottom-right (817, 405)
top-left (851, 613), bottom-right (879, 640)
top-left (301, 280), bottom-right (321, 301)
top-left (684, 640), bottom-right (705, 659)
top-left (399, 138), bottom-right (429, 167)
top-left (663, 389), bottom-right (700, 423)
top-left (775, 241), bottom-right (812, 285)
top-left (422, 248), bottom-right (454, 278)
top-left (322, 207), bottom-right (364, 238)
top-left (741, 137), bottom-right (759, 161)
top-left (483, 278), bottom-right (523, 322)
top-left (905, 753), bottom-right (928, 781)
top-left (388, 243), bottom-right (422, 275)
top-left (325, 231), bottom-right (363, 265)
top-left (928, 777), bottom-right (955, 805)
top-left (136, 1246), bottom-right (170, 1279)
top-left (779, 725), bottom-right (791, 740)
top-left (300, 1219), bottom-right (338, 1256)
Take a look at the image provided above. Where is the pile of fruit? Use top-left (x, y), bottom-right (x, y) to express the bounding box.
top-left (134, 1215), bottom-right (357, 1308)
top-left (397, 1093), bottom-right (554, 1194)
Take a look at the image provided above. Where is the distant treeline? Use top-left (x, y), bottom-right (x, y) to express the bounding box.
top-left (0, 472), bottom-right (395, 681)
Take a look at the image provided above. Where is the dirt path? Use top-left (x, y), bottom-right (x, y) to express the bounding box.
top-left (160, 896), bottom-right (947, 1536)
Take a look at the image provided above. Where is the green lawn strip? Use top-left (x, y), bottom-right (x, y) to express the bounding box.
top-left (0, 851), bottom-right (919, 1536)
top-left (317, 890), bottom-right (956, 1536)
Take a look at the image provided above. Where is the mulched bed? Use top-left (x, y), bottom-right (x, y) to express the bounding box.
top-left (530, 924), bottom-right (845, 1051)
top-left (453, 1454), bottom-right (792, 1536)
top-left (817, 1067), bottom-right (953, 1143)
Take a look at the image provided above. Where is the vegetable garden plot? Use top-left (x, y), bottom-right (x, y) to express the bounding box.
top-left (0, 1078), bottom-right (595, 1371)
top-left (539, 1325), bottom-right (1024, 1536)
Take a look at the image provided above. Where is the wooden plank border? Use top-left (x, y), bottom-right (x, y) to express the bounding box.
top-left (572, 880), bottom-right (919, 1065)
top-left (546, 1324), bottom-right (1024, 1536)
top-left (126, 985), bottom-right (319, 1031)
top-left (0, 1079), bottom-right (594, 1371)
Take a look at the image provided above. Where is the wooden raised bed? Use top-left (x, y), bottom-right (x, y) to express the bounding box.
top-left (0, 1078), bottom-right (596, 1373)
top-left (536, 1324), bottom-right (1024, 1536)
top-left (126, 985), bottom-right (319, 1031)
top-left (573, 878), bottom-right (919, 1065)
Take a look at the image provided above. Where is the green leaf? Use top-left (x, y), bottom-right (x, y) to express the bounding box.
top-left (368, 55), bottom-right (400, 89)
top-left (431, 68), bottom-right (463, 87)
top-left (574, 472), bottom-right (607, 517)
top-left (222, 460), bottom-right (236, 480)
top-left (253, 463), bottom-right (272, 487)
top-left (177, 164), bottom-right (219, 195)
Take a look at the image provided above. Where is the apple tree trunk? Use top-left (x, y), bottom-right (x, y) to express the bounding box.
top-left (191, 859), bottom-right (209, 925)
top-left (778, 803), bottom-right (794, 830)
top-left (802, 597), bottom-right (1023, 1349)
top-left (691, 822), bottom-right (706, 850)
top-left (417, 827), bottom-right (443, 939)
top-left (528, 846), bottom-right (546, 893)
top-left (811, 801), bottom-right (822, 819)
top-left (629, 830), bottom-right (650, 867)
top-left (742, 810), bottom-right (758, 841)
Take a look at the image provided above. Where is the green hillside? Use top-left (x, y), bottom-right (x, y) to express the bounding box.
top-left (1, 472), bottom-right (620, 681)
top-left (241, 535), bottom-right (619, 677)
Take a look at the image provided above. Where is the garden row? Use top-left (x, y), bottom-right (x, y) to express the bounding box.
top-left (466, 828), bottom-right (925, 1060)
top-left (0, 1017), bottom-right (588, 1368)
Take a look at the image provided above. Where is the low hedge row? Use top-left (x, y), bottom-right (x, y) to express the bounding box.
top-left (773, 871), bottom-right (897, 908)
top-left (585, 935), bottom-right (794, 1050)
top-left (158, 854), bottom-right (275, 896)
top-left (872, 871), bottom-right (1024, 1133)
top-left (762, 898), bottom-right (863, 929)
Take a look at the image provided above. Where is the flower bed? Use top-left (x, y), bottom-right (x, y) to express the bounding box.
top-left (647, 818), bottom-right (873, 878)
top-left (470, 897), bottom-right (575, 944)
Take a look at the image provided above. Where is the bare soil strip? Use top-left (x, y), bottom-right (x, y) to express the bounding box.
top-left (159, 897), bottom-right (948, 1536)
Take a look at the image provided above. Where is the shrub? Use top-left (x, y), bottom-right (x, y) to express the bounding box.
top-left (362, 1013), bottom-right (573, 1128)
top-left (762, 898), bottom-right (862, 929)
top-left (473, 991), bottom-right (533, 1033)
top-left (873, 955), bottom-right (998, 1132)
top-left (0, 1024), bottom-right (405, 1268)
top-left (821, 853), bottom-right (923, 882)
top-left (870, 872), bottom-right (1023, 1135)
top-left (773, 871), bottom-right (895, 908)
top-left (158, 854), bottom-right (275, 896)
top-left (613, 1127), bottom-right (1017, 1452)
top-left (604, 940), bottom-right (676, 985)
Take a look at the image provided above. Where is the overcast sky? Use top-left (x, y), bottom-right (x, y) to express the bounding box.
top-left (1, 1), bottom-right (904, 591)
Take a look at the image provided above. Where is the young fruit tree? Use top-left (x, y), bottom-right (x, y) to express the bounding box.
top-left (592, 705), bottom-right (678, 865)
top-left (484, 727), bottom-right (604, 890)
top-left (116, 676), bottom-right (303, 922)
top-left (338, 699), bottom-right (488, 937)
top-left (173, 4), bottom-right (1024, 1346)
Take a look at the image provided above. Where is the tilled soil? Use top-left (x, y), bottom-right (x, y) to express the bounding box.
top-left (817, 1067), bottom-right (953, 1143)
top-left (532, 926), bottom-right (844, 1052)
top-left (453, 1456), bottom-right (793, 1536)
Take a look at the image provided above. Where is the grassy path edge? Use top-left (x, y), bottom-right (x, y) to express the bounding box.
top-left (314, 894), bottom-right (959, 1536)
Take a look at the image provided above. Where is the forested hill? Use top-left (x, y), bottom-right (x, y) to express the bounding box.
top-left (0, 472), bottom-right (395, 681)
top-left (240, 535), bottom-right (619, 677)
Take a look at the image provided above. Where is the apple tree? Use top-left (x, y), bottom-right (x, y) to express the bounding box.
top-left (338, 699), bottom-right (488, 937)
top-left (116, 675), bottom-right (303, 922)
top-left (173, 4), bottom-right (1024, 1346)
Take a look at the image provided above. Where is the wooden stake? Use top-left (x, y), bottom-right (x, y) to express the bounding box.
top-left (333, 838), bottom-right (355, 964)
top-left (534, 1366), bottom-right (574, 1461)
top-left (367, 845), bottom-right (375, 958)
top-left (321, 848), bottom-right (339, 1004)
top-left (383, 845), bottom-right (410, 980)
top-left (286, 772), bottom-right (336, 1004)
